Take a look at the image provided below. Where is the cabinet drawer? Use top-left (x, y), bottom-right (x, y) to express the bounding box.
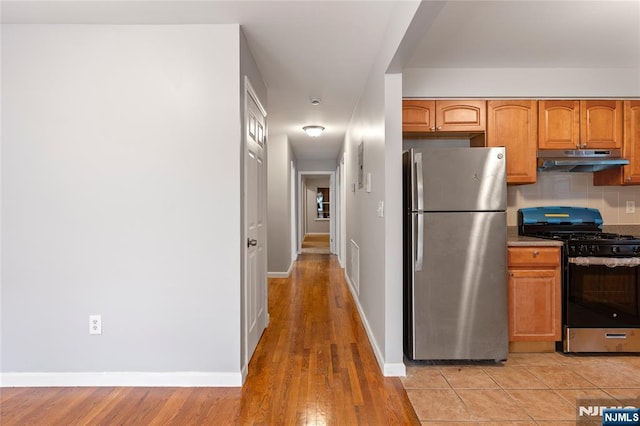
top-left (508, 247), bottom-right (560, 267)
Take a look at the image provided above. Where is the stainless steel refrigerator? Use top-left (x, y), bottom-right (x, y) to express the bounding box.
top-left (402, 147), bottom-right (508, 361)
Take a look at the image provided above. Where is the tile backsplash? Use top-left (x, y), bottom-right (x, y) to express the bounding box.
top-left (507, 172), bottom-right (640, 226)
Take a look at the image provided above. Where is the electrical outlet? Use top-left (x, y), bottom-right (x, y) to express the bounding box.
top-left (627, 201), bottom-right (635, 214)
top-left (89, 315), bottom-right (102, 335)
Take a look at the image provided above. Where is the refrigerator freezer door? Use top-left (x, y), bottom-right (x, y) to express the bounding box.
top-left (409, 211), bottom-right (508, 360)
top-left (414, 147), bottom-right (506, 212)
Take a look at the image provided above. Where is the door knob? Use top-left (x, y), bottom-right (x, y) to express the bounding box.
top-left (247, 238), bottom-right (258, 247)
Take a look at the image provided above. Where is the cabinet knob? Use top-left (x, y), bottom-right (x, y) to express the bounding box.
top-left (533, 250), bottom-right (540, 257)
top-left (581, 143), bottom-right (588, 149)
top-left (430, 126), bottom-right (436, 131)
top-left (437, 126), bottom-right (442, 131)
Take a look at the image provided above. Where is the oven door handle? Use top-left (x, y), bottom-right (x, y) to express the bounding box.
top-left (569, 257), bottom-right (640, 268)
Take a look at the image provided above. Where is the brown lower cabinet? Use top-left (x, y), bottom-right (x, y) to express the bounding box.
top-left (507, 246), bottom-right (561, 351)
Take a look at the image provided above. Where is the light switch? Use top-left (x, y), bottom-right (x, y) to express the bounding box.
top-left (366, 173), bottom-right (372, 193)
top-left (377, 201), bottom-right (384, 217)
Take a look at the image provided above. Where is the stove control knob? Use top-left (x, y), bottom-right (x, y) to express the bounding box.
top-left (578, 245), bottom-right (588, 255)
top-left (590, 245), bottom-right (599, 254)
top-left (612, 246), bottom-right (620, 254)
top-left (635, 246), bottom-right (640, 254)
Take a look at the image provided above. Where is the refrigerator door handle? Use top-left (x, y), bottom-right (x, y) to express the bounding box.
top-left (414, 152), bottom-right (424, 271)
top-left (416, 213), bottom-right (424, 271)
top-left (415, 152), bottom-right (424, 211)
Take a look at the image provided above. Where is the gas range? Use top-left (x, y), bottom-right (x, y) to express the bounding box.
top-left (518, 207), bottom-right (640, 257)
top-left (518, 206), bottom-right (640, 354)
top-left (566, 236), bottom-right (640, 257)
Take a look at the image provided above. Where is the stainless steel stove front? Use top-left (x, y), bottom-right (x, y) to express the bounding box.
top-left (564, 327), bottom-right (640, 352)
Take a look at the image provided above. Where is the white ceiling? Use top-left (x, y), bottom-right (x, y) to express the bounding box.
top-left (3, 1), bottom-right (639, 161)
top-left (406, 1), bottom-right (640, 69)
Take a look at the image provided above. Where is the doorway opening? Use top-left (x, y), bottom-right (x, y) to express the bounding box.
top-left (298, 172), bottom-right (335, 255)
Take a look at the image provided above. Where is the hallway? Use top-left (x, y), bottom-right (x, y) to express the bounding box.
top-left (238, 252), bottom-right (419, 424)
top-left (0, 253), bottom-right (419, 425)
top-left (301, 234), bottom-right (331, 254)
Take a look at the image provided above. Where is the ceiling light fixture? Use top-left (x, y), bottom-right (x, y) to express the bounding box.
top-left (303, 125), bottom-right (325, 137)
top-left (310, 97), bottom-right (321, 106)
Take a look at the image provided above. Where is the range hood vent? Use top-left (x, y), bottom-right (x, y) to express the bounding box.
top-left (537, 149), bottom-right (629, 173)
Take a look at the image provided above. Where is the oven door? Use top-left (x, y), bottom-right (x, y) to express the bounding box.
top-left (566, 256), bottom-right (640, 327)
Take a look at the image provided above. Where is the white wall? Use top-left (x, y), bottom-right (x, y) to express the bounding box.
top-left (267, 134), bottom-right (294, 275)
top-left (1, 24), bottom-right (246, 386)
top-left (304, 177), bottom-right (330, 234)
top-left (403, 67), bottom-right (640, 98)
top-left (296, 159), bottom-right (337, 172)
top-left (341, 0), bottom-right (421, 377)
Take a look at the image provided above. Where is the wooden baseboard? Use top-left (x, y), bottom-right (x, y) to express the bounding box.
top-left (509, 341), bottom-right (556, 353)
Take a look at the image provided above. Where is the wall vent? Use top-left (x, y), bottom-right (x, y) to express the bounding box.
top-left (350, 240), bottom-right (360, 294)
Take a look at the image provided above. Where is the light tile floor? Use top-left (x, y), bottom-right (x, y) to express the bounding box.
top-left (402, 352), bottom-right (640, 425)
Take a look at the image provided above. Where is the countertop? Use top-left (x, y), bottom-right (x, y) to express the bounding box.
top-left (507, 225), bottom-right (640, 247)
top-left (602, 225), bottom-right (640, 236)
top-left (507, 227), bottom-right (564, 247)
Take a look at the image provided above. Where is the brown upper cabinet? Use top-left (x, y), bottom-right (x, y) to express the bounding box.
top-left (594, 100), bottom-right (640, 185)
top-left (486, 100), bottom-right (538, 185)
top-left (538, 100), bottom-right (580, 149)
top-left (538, 100), bottom-right (623, 149)
top-left (403, 100), bottom-right (486, 134)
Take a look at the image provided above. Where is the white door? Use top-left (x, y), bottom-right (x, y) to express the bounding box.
top-left (290, 161), bottom-right (297, 262)
top-left (245, 80), bottom-right (267, 362)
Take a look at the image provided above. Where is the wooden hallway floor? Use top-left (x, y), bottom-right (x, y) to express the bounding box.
top-left (0, 253), bottom-right (419, 425)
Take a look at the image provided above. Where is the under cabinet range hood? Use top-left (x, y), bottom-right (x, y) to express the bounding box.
top-left (537, 149), bottom-right (629, 172)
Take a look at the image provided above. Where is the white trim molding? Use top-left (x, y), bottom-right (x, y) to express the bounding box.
top-left (268, 272), bottom-right (289, 278)
top-left (267, 259), bottom-right (294, 278)
top-left (1, 371), bottom-right (243, 388)
top-left (343, 271), bottom-right (406, 378)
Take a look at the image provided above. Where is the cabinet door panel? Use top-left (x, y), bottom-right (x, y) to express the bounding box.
top-left (436, 100), bottom-right (486, 131)
top-left (402, 100), bottom-right (435, 133)
top-left (580, 100), bottom-right (623, 148)
top-left (624, 101), bottom-right (640, 183)
top-left (593, 100), bottom-right (640, 185)
top-left (508, 269), bottom-right (561, 341)
top-left (538, 100), bottom-right (580, 149)
top-left (487, 100), bottom-right (537, 184)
